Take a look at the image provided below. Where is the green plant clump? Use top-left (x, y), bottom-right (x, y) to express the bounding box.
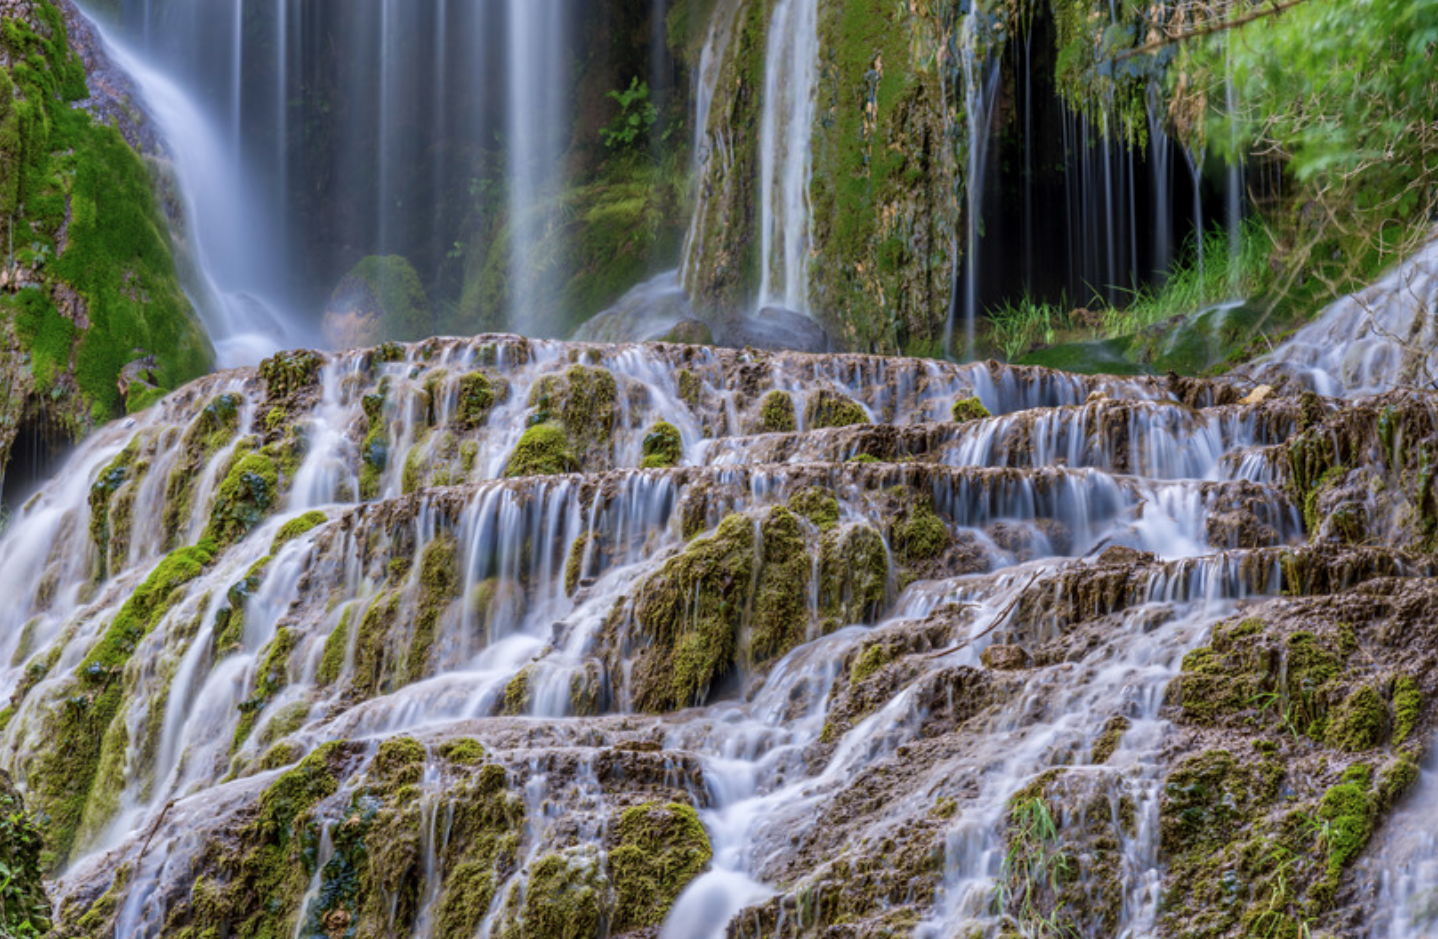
top-left (641, 421), bottom-right (683, 468)
top-left (505, 423), bottom-right (576, 478)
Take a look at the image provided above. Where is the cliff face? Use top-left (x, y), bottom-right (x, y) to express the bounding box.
top-left (0, 0), bottom-right (210, 507)
top-left (680, 0), bottom-right (961, 356)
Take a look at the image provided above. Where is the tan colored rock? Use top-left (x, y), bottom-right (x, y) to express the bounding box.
top-left (981, 643), bottom-right (1031, 671)
top-left (1239, 384), bottom-right (1273, 406)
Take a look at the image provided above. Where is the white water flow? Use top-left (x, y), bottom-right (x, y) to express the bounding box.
top-left (77, 13), bottom-right (300, 365)
top-left (505, 0), bottom-right (573, 336)
top-left (950, 15), bottom-right (1001, 360)
top-left (0, 237), bottom-right (1427, 937)
top-left (757, 0), bottom-right (820, 316)
top-left (79, 1), bottom-right (589, 338)
top-left (680, 0), bottom-right (744, 293)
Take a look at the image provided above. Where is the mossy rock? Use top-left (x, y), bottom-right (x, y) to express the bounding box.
top-left (455, 371), bottom-right (504, 429)
top-left (528, 365), bottom-right (620, 467)
top-left (805, 390), bottom-right (869, 429)
top-left (951, 396), bottom-right (990, 423)
top-left (505, 423), bottom-right (577, 478)
top-left (608, 802), bottom-right (712, 931)
top-left (629, 506), bottom-right (811, 711)
top-left (641, 420), bottom-right (683, 468)
top-left (271, 510), bottom-right (327, 553)
top-left (206, 445), bottom-right (280, 547)
top-left (758, 390), bottom-right (796, 433)
top-left (324, 255), bottom-right (433, 346)
top-left (0, 3), bottom-right (212, 441)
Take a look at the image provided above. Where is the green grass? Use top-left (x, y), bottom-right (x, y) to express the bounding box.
top-left (984, 219), bottom-right (1274, 363)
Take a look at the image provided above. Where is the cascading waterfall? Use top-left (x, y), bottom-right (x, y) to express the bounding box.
top-left (0, 226), bottom-right (1429, 936)
top-left (756, 0), bottom-right (820, 316)
top-left (3, 3), bottom-right (1435, 938)
top-left (505, 0), bottom-right (574, 336)
top-left (949, 13), bottom-right (1001, 360)
top-left (80, 0), bottom-right (580, 339)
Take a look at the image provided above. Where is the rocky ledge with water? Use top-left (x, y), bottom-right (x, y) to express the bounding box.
top-left (0, 242), bottom-right (1426, 939)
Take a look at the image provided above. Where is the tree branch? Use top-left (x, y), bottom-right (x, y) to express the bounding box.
top-left (1112, 0), bottom-right (1313, 62)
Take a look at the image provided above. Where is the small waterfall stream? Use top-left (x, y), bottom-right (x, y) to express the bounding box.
top-left (0, 296), bottom-right (1404, 936)
top-left (2, 3), bottom-right (1434, 938)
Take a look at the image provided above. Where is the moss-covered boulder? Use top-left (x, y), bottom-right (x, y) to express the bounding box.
top-left (322, 255), bottom-right (433, 347)
top-left (505, 423), bottom-right (577, 478)
top-left (608, 802), bottom-right (712, 931)
top-left (525, 364), bottom-right (623, 468)
top-left (805, 390), bottom-right (869, 429)
top-left (641, 420), bottom-right (683, 468)
top-left (757, 389), bottom-right (796, 433)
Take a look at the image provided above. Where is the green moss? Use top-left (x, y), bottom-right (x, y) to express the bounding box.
top-left (270, 510), bottom-right (326, 553)
top-left (1392, 675), bottom-right (1422, 745)
top-left (789, 487), bottom-right (840, 529)
top-left (360, 404), bottom-right (389, 501)
top-left (631, 513), bottom-right (755, 711)
top-left (437, 738), bottom-right (485, 765)
top-left (641, 421), bottom-right (683, 468)
top-left (527, 365), bottom-right (619, 466)
top-left (352, 591), bottom-right (402, 699)
top-left (316, 606), bottom-right (354, 688)
top-left (1318, 774), bottom-right (1374, 875)
top-left (432, 768), bottom-right (525, 939)
top-left (214, 557), bottom-right (271, 652)
top-left (260, 350), bottom-right (324, 402)
top-left (608, 802), bottom-right (712, 931)
top-left (748, 507), bottom-right (810, 663)
top-left (677, 369), bottom-right (701, 411)
top-left (232, 627), bottom-right (297, 753)
top-left (951, 396), bottom-right (991, 423)
top-left (407, 534), bottom-right (460, 683)
top-left (205, 446), bottom-right (280, 547)
top-left (805, 390), bottom-right (869, 429)
top-left (504, 423), bottom-right (576, 478)
top-left (849, 643), bottom-right (894, 688)
top-left (890, 498), bottom-right (949, 564)
top-left (1091, 715), bottom-right (1131, 764)
top-left (818, 523), bottom-right (889, 629)
top-left (564, 532), bottom-right (591, 597)
top-left (1160, 749), bottom-right (1283, 858)
top-left (456, 371), bottom-right (502, 429)
top-left (1325, 684), bottom-right (1388, 751)
top-left (87, 441), bottom-right (138, 581)
top-left (32, 539), bottom-right (217, 867)
top-left (0, 5), bottom-right (211, 425)
top-left (503, 668), bottom-right (532, 716)
top-left (369, 737), bottom-right (427, 794)
top-left (758, 390), bottom-right (796, 433)
top-left (504, 851), bottom-right (606, 939)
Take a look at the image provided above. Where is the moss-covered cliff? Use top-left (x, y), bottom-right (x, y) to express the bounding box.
top-left (0, 0), bottom-right (211, 498)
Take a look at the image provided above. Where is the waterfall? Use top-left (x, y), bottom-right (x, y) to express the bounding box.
top-left (0, 238), bottom-right (1427, 934)
top-left (505, 0), bottom-right (574, 337)
top-left (680, 0), bottom-right (744, 294)
top-left (756, 0), bottom-right (820, 316)
top-left (949, 14), bottom-right (1001, 360)
top-left (77, 0), bottom-right (581, 340)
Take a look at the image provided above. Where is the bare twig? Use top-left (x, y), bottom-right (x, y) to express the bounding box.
top-left (928, 571), bottom-right (1042, 660)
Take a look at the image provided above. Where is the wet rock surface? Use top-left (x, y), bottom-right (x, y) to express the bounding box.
top-left (0, 330), bottom-right (1434, 939)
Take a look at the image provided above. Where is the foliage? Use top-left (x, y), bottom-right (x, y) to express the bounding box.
top-left (1182, 0), bottom-right (1435, 317)
top-left (984, 219), bottom-right (1272, 362)
top-left (600, 79), bottom-right (658, 152)
top-left (0, 1), bottom-right (209, 425)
